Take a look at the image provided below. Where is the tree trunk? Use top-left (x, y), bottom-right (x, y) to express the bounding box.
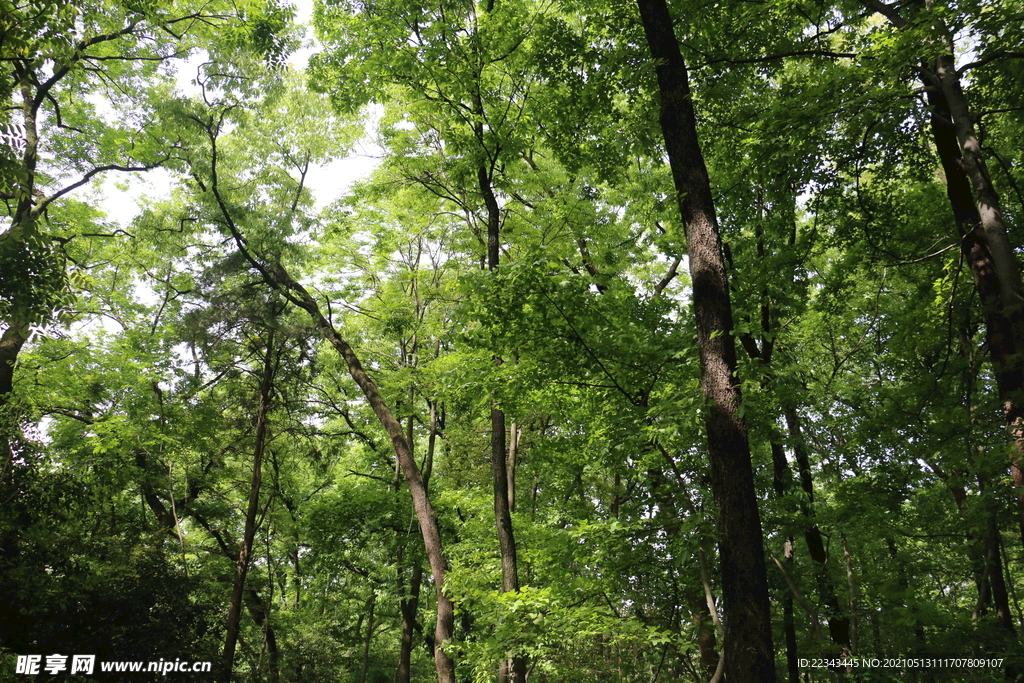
top-left (360, 592), bottom-right (377, 683)
top-left (769, 443), bottom-right (799, 683)
top-left (222, 328), bottom-right (276, 681)
top-left (210, 137), bottom-right (458, 682)
top-left (784, 408), bottom-right (852, 650)
top-left (479, 160), bottom-right (527, 683)
top-left (0, 324), bottom-right (27, 476)
top-left (396, 399), bottom-right (438, 683)
top-left (396, 555), bottom-right (424, 683)
top-left (259, 262), bottom-right (456, 683)
top-left (925, 82), bottom-right (1024, 549)
top-left (243, 588), bottom-right (281, 683)
top-left (508, 421), bottom-right (519, 513)
top-left (864, 0), bottom-right (1024, 550)
top-left (634, 0), bottom-right (776, 679)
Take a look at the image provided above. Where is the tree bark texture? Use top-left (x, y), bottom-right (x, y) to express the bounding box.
top-left (864, 0), bottom-right (1024, 551)
top-left (222, 328), bottom-right (275, 681)
top-left (926, 84), bottom-right (1024, 548)
top-left (634, 0), bottom-right (777, 679)
top-left (0, 324), bottom-right (27, 476)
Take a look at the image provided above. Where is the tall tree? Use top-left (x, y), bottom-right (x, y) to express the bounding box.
top-left (634, 0), bottom-right (777, 679)
top-left (859, 0), bottom-right (1024, 548)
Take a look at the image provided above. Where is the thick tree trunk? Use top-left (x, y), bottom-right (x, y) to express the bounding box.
top-left (635, 0), bottom-right (776, 679)
top-left (0, 325), bottom-right (26, 403)
top-left (222, 329), bottom-right (275, 681)
top-left (928, 86), bottom-right (1024, 548)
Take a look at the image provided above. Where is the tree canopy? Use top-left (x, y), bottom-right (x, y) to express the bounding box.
top-left (1, 0), bottom-right (1023, 680)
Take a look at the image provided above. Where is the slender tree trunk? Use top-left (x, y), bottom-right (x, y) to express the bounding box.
top-left (243, 588), bottom-right (280, 683)
top-left (396, 399), bottom-right (437, 683)
top-left (213, 208), bottom-right (457, 680)
top-left (769, 443), bottom-right (799, 683)
top-left (396, 555), bottom-right (424, 683)
top-left (635, 0), bottom-right (776, 679)
top-left (360, 592), bottom-right (377, 683)
top-left (784, 408), bottom-right (852, 650)
top-left (508, 421), bottom-right (519, 513)
top-left (222, 329), bottom-right (276, 682)
top-left (479, 160), bottom-right (527, 682)
top-left (313, 312), bottom-right (455, 683)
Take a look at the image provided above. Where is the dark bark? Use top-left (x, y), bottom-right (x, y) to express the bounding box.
top-left (0, 324), bottom-right (27, 477)
top-left (784, 408), bottom-right (852, 650)
top-left (769, 442), bottom-right (799, 683)
top-left (507, 421), bottom-right (519, 513)
top-left (984, 520), bottom-right (1015, 634)
top-left (782, 541), bottom-right (800, 683)
top-left (185, 511), bottom-right (283, 683)
top-left (864, 0), bottom-right (1024, 550)
top-left (222, 328), bottom-right (275, 681)
top-left (0, 325), bottom-right (25, 402)
top-left (396, 555), bottom-right (424, 683)
top-left (360, 592), bottom-right (377, 683)
top-left (926, 83), bottom-right (1024, 549)
top-left (635, 0), bottom-right (776, 679)
top-left (491, 407), bottom-right (519, 592)
top-left (480, 152), bottom-right (526, 682)
top-left (243, 588), bottom-right (281, 683)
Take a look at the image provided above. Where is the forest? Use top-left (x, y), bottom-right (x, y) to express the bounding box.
top-left (1, 0), bottom-right (1023, 680)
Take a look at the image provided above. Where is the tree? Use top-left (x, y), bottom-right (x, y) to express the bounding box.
top-left (633, 0), bottom-right (777, 679)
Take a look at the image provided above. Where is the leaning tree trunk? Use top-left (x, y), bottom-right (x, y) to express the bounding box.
top-left (634, 0), bottom-right (776, 679)
top-left (926, 82), bottom-right (1024, 549)
top-left (862, 0), bottom-right (1024, 550)
top-left (270, 267), bottom-right (457, 683)
top-left (206, 115), bottom-right (458, 681)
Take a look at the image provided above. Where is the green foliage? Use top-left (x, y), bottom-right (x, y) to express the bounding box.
top-left (3, 0), bottom-right (1024, 680)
